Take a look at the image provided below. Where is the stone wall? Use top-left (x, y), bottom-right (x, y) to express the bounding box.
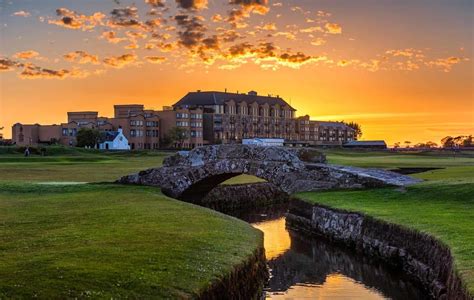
top-left (195, 182), bottom-right (289, 214)
top-left (286, 198), bottom-right (472, 300)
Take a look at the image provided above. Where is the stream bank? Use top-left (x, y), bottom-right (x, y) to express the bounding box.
top-left (286, 198), bottom-right (471, 300)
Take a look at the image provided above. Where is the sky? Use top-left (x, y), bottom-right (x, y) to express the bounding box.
top-left (0, 0), bottom-right (473, 145)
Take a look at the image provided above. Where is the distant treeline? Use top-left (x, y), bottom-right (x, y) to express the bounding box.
top-left (393, 135), bottom-right (473, 149)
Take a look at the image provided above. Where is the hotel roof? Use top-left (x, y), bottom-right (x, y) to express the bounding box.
top-left (173, 91), bottom-right (296, 111)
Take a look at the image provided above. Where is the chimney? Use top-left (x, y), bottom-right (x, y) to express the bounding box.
top-left (118, 126), bottom-right (123, 134)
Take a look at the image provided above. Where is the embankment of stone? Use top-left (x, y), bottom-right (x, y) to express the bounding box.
top-left (286, 198), bottom-right (471, 300)
top-left (192, 182), bottom-right (289, 214)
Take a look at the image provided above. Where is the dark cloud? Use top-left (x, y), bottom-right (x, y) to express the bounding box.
top-left (174, 14), bottom-right (207, 48)
top-left (20, 65), bottom-right (71, 79)
top-left (0, 58), bottom-right (23, 71)
top-left (176, 0), bottom-right (208, 10)
top-left (109, 6), bottom-right (144, 28)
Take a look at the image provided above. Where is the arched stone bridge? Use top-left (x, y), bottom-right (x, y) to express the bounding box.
top-left (118, 145), bottom-right (420, 201)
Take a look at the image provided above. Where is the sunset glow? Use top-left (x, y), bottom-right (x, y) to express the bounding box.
top-left (1, 0), bottom-right (472, 144)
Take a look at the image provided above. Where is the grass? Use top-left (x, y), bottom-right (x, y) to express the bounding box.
top-left (0, 147), bottom-right (263, 298)
top-left (298, 149), bottom-right (474, 294)
top-left (0, 150), bottom-right (169, 182)
top-left (0, 183), bottom-right (262, 298)
top-left (2, 146), bottom-right (473, 295)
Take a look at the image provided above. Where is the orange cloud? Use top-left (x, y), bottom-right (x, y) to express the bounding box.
top-left (325, 22), bottom-right (342, 34)
top-left (48, 8), bottom-right (105, 31)
top-left (13, 51), bottom-right (40, 60)
top-left (145, 56), bottom-right (167, 64)
top-left (103, 53), bottom-right (138, 68)
top-left (63, 51), bottom-right (100, 64)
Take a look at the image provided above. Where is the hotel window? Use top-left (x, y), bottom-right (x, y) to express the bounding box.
top-left (191, 113), bottom-right (202, 119)
top-left (177, 121), bottom-right (189, 127)
top-left (177, 113), bottom-right (189, 119)
top-left (62, 128), bottom-right (68, 136)
top-left (130, 129), bottom-right (137, 137)
top-left (191, 131), bottom-right (202, 137)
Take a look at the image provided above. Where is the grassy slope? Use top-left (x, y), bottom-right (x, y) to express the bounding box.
top-left (0, 148), bottom-right (262, 298)
top-left (298, 149), bottom-right (474, 294)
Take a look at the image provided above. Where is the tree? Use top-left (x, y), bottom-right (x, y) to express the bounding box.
top-left (441, 136), bottom-right (455, 148)
top-left (168, 127), bottom-right (189, 148)
top-left (393, 142), bottom-right (401, 149)
top-left (76, 128), bottom-right (100, 148)
top-left (404, 141), bottom-right (411, 148)
top-left (425, 141), bottom-right (438, 148)
top-left (343, 121), bottom-right (362, 139)
top-left (462, 135), bottom-right (473, 147)
top-left (0, 126), bottom-right (4, 140)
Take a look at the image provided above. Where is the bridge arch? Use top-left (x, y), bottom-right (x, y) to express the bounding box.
top-left (163, 159), bottom-right (296, 201)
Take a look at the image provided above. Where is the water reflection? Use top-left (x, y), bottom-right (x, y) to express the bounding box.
top-left (236, 205), bottom-right (427, 300)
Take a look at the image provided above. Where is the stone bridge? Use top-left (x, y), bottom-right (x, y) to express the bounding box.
top-left (118, 145), bottom-right (420, 201)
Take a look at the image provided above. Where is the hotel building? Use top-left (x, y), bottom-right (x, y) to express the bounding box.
top-left (12, 90), bottom-right (355, 149)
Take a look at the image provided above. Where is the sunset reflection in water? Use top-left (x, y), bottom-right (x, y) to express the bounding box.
top-left (252, 217), bottom-right (387, 300)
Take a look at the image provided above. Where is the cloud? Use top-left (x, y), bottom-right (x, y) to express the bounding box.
top-left (19, 63), bottom-right (89, 79)
top-left (1, 56), bottom-right (90, 79)
top-left (175, 0), bottom-right (208, 10)
top-left (12, 11), bottom-right (31, 17)
top-left (310, 38), bottom-right (326, 46)
top-left (103, 53), bottom-right (138, 68)
top-left (108, 6), bottom-right (144, 29)
top-left (300, 26), bottom-right (323, 33)
top-left (257, 22), bottom-right (276, 31)
top-left (223, 41), bottom-right (326, 70)
top-left (48, 8), bottom-right (105, 31)
top-left (13, 51), bottom-right (40, 60)
top-left (145, 56), bottom-right (167, 63)
top-left (174, 14), bottom-right (207, 48)
top-left (426, 56), bottom-right (466, 72)
top-left (100, 31), bottom-right (127, 44)
top-left (273, 31), bottom-right (296, 40)
top-left (0, 58), bottom-right (23, 71)
top-left (145, 0), bottom-right (166, 7)
top-left (212, 14), bottom-right (223, 22)
top-left (325, 22), bottom-right (342, 34)
top-left (63, 51), bottom-right (100, 64)
top-left (227, 0), bottom-right (270, 28)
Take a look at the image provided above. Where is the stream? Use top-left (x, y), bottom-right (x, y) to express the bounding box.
top-left (231, 204), bottom-right (428, 300)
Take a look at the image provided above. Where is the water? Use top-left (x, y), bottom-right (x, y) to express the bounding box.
top-left (234, 205), bottom-right (428, 300)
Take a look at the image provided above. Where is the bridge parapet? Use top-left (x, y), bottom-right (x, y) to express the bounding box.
top-left (162, 144), bottom-right (326, 168)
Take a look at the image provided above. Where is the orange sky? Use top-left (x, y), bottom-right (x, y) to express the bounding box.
top-left (1, 0), bottom-right (473, 145)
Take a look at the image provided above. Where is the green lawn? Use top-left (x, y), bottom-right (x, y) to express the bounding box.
top-left (298, 149), bottom-right (474, 294)
top-left (0, 150), bottom-right (168, 183)
top-left (0, 148), bottom-right (263, 298)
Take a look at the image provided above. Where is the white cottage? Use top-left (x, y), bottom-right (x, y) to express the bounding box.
top-left (98, 128), bottom-right (130, 151)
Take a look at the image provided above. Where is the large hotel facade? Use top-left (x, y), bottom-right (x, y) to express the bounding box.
top-left (12, 90), bottom-right (355, 149)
